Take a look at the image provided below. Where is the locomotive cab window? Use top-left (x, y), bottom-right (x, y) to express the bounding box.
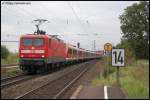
top-left (22, 38), bottom-right (32, 46)
top-left (33, 38), bottom-right (44, 46)
top-left (22, 38), bottom-right (44, 46)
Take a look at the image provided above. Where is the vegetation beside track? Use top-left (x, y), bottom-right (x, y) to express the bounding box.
top-left (92, 56), bottom-right (149, 99)
top-left (1, 45), bottom-right (18, 65)
top-left (92, 1), bottom-right (149, 99)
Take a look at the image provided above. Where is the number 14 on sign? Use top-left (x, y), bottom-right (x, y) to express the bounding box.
top-left (112, 49), bottom-right (125, 66)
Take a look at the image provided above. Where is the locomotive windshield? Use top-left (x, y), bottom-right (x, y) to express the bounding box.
top-left (22, 38), bottom-right (44, 46)
top-left (33, 38), bottom-right (44, 46)
top-left (22, 38), bottom-right (32, 46)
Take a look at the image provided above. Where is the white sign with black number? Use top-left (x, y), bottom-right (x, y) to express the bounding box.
top-left (112, 49), bottom-right (125, 66)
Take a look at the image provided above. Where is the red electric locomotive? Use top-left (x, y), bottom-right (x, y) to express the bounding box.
top-left (19, 19), bottom-right (103, 74)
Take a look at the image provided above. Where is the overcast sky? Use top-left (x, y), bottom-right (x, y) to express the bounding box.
top-left (1, 1), bottom-right (139, 52)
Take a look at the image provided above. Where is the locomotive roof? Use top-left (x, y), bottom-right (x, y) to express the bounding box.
top-left (21, 34), bottom-right (48, 38)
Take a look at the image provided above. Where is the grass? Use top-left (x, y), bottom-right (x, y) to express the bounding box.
top-left (7, 68), bottom-right (22, 76)
top-left (92, 57), bottom-right (149, 99)
top-left (1, 52), bottom-right (21, 78)
top-left (120, 60), bottom-right (149, 99)
top-left (1, 52), bottom-right (18, 65)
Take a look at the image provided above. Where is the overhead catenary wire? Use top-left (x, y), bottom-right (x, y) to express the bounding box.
top-left (40, 3), bottom-right (88, 39)
top-left (66, 2), bottom-right (100, 37)
top-left (17, 6), bottom-right (38, 19)
top-left (67, 2), bottom-right (99, 50)
top-left (3, 3), bottom-right (96, 37)
top-left (39, 4), bottom-right (64, 34)
top-left (3, 2), bottom-right (100, 40)
top-left (2, 2), bottom-right (103, 51)
top-left (2, 6), bottom-right (32, 24)
top-left (67, 1), bottom-right (90, 35)
top-left (1, 40), bottom-right (19, 43)
top-left (40, 3), bottom-right (83, 37)
top-left (2, 6), bottom-right (69, 42)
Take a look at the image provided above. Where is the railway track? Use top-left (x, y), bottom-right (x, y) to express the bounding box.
top-left (1, 75), bottom-right (29, 89)
top-left (53, 66), bottom-right (88, 99)
top-left (1, 60), bottom-right (98, 99)
top-left (1, 74), bottom-right (39, 89)
top-left (1, 64), bottom-right (18, 67)
top-left (1, 74), bottom-right (25, 82)
top-left (14, 60), bottom-right (95, 99)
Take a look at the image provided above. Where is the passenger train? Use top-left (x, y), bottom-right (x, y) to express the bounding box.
top-left (19, 19), bottom-right (103, 74)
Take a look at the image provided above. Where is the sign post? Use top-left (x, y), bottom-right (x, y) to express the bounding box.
top-left (117, 66), bottom-right (119, 86)
top-left (112, 49), bottom-right (125, 86)
top-left (104, 43), bottom-right (112, 82)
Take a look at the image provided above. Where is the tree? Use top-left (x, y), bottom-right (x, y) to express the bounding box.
top-left (1, 45), bottom-right (9, 59)
top-left (119, 1), bottom-right (149, 59)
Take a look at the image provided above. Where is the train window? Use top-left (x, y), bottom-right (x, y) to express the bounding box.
top-left (75, 50), bottom-right (77, 54)
top-left (80, 51), bottom-right (82, 55)
top-left (49, 39), bottom-right (51, 48)
top-left (68, 49), bottom-right (72, 54)
top-left (73, 49), bottom-right (77, 54)
top-left (22, 38), bottom-right (32, 46)
top-left (79, 51), bottom-right (81, 55)
top-left (33, 38), bottom-right (44, 46)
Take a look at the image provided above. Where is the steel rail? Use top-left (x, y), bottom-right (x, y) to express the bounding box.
top-left (1, 76), bottom-right (33, 89)
top-left (1, 64), bottom-right (18, 67)
top-left (53, 66), bottom-right (89, 99)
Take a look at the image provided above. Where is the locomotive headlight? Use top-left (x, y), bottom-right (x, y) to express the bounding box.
top-left (41, 55), bottom-right (45, 58)
top-left (32, 47), bottom-right (35, 50)
top-left (21, 55), bottom-right (24, 57)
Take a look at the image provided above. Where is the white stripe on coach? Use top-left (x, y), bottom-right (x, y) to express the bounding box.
top-left (21, 50), bottom-right (45, 53)
top-left (21, 50), bottom-right (31, 53)
top-left (35, 50), bottom-right (45, 53)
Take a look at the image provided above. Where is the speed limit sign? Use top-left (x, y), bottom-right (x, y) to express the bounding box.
top-left (112, 49), bottom-right (125, 66)
top-left (104, 43), bottom-right (112, 52)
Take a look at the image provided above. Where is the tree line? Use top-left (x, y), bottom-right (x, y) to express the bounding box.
top-left (117, 1), bottom-right (149, 59)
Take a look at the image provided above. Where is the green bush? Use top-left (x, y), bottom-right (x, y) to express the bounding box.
top-left (116, 41), bottom-right (136, 66)
top-left (6, 53), bottom-right (18, 64)
top-left (1, 52), bottom-right (18, 65)
top-left (1, 45), bottom-right (9, 59)
top-left (124, 48), bottom-right (136, 66)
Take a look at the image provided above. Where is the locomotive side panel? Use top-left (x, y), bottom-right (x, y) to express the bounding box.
top-left (48, 38), bottom-right (66, 63)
